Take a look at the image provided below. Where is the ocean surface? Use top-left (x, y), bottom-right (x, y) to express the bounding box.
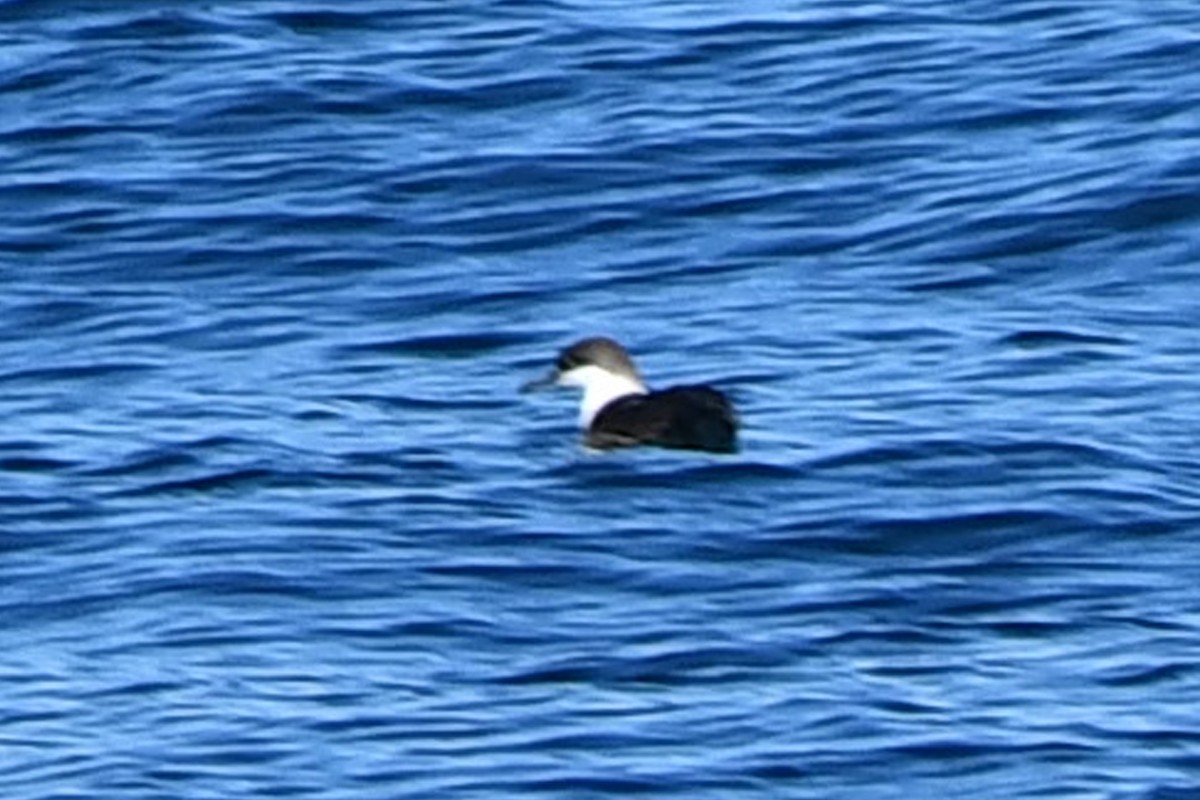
top-left (3, 1), bottom-right (1200, 797)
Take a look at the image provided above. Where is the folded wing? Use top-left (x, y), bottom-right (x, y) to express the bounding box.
top-left (587, 386), bottom-right (738, 453)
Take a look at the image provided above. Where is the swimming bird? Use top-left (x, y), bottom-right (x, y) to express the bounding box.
top-left (523, 336), bottom-right (738, 453)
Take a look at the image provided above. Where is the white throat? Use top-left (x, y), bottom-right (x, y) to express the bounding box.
top-left (559, 365), bottom-right (647, 428)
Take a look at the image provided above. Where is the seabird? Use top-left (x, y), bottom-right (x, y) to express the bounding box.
top-left (523, 336), bottom-right (738, 453)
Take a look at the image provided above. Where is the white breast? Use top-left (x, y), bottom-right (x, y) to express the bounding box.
top-left (557, 364), bottom-right (647, 428)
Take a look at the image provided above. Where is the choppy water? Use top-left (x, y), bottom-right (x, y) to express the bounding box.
top-left (4, 1), bottom-right (1200, 797)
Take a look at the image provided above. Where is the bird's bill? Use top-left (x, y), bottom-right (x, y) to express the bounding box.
top-left (520, 369), bottom-right (560, 394)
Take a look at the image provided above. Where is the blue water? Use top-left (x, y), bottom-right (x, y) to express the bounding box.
top-left (4, 1), bottom-right (1200, 797)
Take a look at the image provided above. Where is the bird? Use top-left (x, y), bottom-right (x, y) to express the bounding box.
top-left (523, 336), bottom-right (738, 453)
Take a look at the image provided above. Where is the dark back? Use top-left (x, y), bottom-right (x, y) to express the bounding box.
top-left (588, 385), bottom-right (737, 453)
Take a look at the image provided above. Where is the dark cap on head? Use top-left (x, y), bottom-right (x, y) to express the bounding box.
top-left (556, 336), bottom-right (641, 380)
